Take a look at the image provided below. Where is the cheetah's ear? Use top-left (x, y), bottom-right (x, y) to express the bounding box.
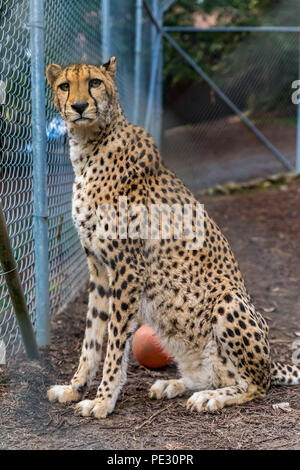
top-left (46, 64), bottom-right (62, 88)
top-left (101, 56), bottom-right (117, 78)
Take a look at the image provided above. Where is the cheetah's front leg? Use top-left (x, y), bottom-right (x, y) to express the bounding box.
top-left (75, 266), bottom-right (142, 418)
top-left (48, 255), bottom-right (109, 404)
top-left (149, 379), bottom-right (187, 399)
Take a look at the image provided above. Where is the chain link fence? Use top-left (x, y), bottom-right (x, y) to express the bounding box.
top-left (0, 0), bottom-right (160, 363)
top-left (1, 0), bottom-right (299, 364)
top-left (45, 0), bottom-right (102, 322)
top-left (0, 0), bottom-right (34, 360)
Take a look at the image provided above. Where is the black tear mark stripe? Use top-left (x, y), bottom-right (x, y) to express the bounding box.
top-left (63, 68), bottom-right (70, 119)
top-left (56, 92), bottom-right (62, 113)
top-left (75, 64), bottom-right (80, 82)
top-left (87, 65), bottom-right (99, 118)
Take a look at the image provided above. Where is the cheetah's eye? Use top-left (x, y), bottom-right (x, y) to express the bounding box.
top-left (58, 82), bottom-right (69, 92)
top-left (89, 79), bottom-right (102, 88)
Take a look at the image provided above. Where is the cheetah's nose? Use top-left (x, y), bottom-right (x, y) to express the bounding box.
top-left (71, 101), bottom-right (88, 115)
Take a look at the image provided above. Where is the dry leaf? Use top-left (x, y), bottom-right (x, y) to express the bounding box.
top-left (262, 306), bottom-right (276, 313)
top-left (272, 402), bottom-right (292, 412)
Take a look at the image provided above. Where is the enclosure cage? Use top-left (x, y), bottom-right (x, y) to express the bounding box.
top-left (0, 0), bottom-right (300, 364)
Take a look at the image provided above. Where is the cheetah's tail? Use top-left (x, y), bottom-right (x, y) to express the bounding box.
top-left (271, 361), bottom-right (300, 386)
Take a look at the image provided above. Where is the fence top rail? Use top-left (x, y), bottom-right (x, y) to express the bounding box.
top-left (164, 26), bottom-right (300, 33)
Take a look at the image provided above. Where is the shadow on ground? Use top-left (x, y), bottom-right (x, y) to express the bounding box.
top-left (0, 180), bottom-right (299, 450)
top-left (163, 118), bottom-right (296, 193)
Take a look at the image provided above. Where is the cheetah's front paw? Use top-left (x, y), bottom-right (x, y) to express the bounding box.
top-left (47, 384), bottom-right (82, 404)
top-left (149, 379), bottom-right (187, 400)
top-left (74, 397), bottom-right (114, 419)
top-left (186, 390), bottom-right (224, 413)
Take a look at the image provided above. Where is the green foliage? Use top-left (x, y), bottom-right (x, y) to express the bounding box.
top-left (163, 0), bottom-right (280, 88)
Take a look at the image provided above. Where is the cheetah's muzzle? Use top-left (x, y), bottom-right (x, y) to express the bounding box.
top-left (46, 57), bottom-right (300, 418)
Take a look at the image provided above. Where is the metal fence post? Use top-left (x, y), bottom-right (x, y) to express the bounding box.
top-left (30, 0), bottom-right (50, 346)
top-left (150, 0), bottom-right (158, 142)
top-left (0, 204), bottom-right (39, 360)
top-left (156, 4), bottom-right (163, 149)
top-left (101, 0), bottom-right (110, 62)
top-left (145, 0), bottom-right (163, 147)
top-left (145, 32), bottom-right (161, 131)
top-left (162, 31), bottom-right (295, 172)
top-left (296, 43), bottom-right (300, 174)
top-left (134, 0), bottom-right (143, 125)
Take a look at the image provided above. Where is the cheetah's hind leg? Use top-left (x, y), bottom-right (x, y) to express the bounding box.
top-left (48, 258), bottom-right (109, 405)
top-left (186, 383), bottom-right (261, 413)
top-left (185, 292), bottom-right (270, 413)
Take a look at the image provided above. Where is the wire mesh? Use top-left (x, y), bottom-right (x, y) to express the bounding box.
top-left (0, 0), bottom-right (34, 362)
top-left (1, 0), bottom-right (298, 364)
top-left (108, 0), bottom-right (136, 124)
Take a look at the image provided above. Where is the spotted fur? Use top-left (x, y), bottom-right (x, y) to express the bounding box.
top-left (46, 58), bottom-right (300, 418)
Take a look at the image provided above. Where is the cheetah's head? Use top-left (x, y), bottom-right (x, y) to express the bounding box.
top-left (46, 57), bottom-right (118, 130)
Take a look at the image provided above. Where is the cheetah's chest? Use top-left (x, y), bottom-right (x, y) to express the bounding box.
top-left (72, 181), bottom-right (101, 248)
top-left (72, 180), bottom-right (118, 264)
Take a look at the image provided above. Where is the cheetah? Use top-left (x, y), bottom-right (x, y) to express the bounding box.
top-left (46, 57), bottom-right (300, 418)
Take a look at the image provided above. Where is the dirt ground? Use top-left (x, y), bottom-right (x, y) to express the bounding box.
top-left (163, 117), bottom-right (297, 193)
top-left (0, 180), bottom-right (300, 450)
